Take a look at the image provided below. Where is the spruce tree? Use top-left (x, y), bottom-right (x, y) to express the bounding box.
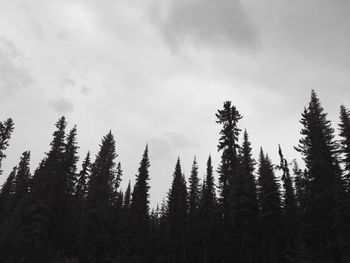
top-left (167, 158), bottom-right (188, 263)
top-left (83, 131), bottom-right (117, 262)
top-left (339, 105), bottom-right (350, 190)
top-left (188, 156), bottom-right (200, 263)
top-left (337, 105), bottom-right (350, 261)
top-left (0, 118), bottom-right (14, 175)
top-left (216, 101), bottom-right (242, 261)
top-left (129, 145), bottom-right (151, 261)
top-left (237, 130), bottom-right (259, 263)
top-left (278, 145), bottom-right (298, 262)
top-left (0, 167), bottom-right (16, 221)
top-left (257, 149), bottom-right (283, 263)
top-left (75, 152), bottom-right (91, 200)
top-left (12, 151), bottom-right (31, 209)
top-left (199, 155), bottom-right (218, 263)
top-left (64, 125), bottom-right (79, 197)
top-left (22, 117), bottom-right (67, 261)
top-left (295, 90), bottom-right (343, 262)
top-left (216, 101), bottom-right (242, 222)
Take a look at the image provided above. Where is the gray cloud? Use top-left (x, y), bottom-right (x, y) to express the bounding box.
top-left (0, 37), bottom-right (34, 99)
top-left (49, 96), bottom-right (74, 113)
top-left (81, 85), bottom-right (91, 95)
top-left (152, 0), bottom-right (259, 53)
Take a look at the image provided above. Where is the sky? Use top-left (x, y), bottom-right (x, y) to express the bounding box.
top-left (1, 0), bottom-right (350, 206)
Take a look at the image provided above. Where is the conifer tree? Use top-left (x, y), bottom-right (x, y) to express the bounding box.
top-left (12, 151), bottom-right (31, 208)
top-left (337, 105), bottom-right (350, 261)
top-left (188, 156), bottom-right (200, 263)
top-left (339, 105), bottom-right (350, 190)
top-left (129, 145), bottom-right (151, 261)
top-left (278, 145), bottom-right (298, 262)
top-left (257, 149), bottom-right (283, 263)
top-left (84, 131), bottom-right (117, 262)
top-left (237, 130), bottom-right (259, 263)
top-left (0, 118), bottom-right (14, 175)
top-left (167, 158), bottom-right (188, 263)
top-left (21, 117), bottom-right (67, 261)
top-left (75, 152), bottom-right (91, 200)
top-left (199, 155), bottom-right (218, 263)
top-left (188, 156), bottom-right (200, 216)
top-left (0, 167), bottom-right (16, 221)
top-left (64, 125), bottom-right (79, 197)
top-left (111, 162), bottom-right (123, 205)
top-left (295, 90), bottom-right (343, 262)
top-left (216, 101), bottom-right (242, 222)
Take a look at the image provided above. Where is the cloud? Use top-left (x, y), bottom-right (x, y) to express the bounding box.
top-left (152, 0), bottom-right (259, 53)
top-left (0, 37), bottom-right (34, 99)
top-left (81, 85), bottom-right (91, 95)
top-left (49, 96), bottom-right (74, 113)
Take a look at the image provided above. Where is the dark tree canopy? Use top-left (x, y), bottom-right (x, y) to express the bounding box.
top-left (0, 91), bottom-right (349, 263)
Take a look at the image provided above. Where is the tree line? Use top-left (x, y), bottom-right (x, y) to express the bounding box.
top-left (0, 90), bottom-right (350, 263)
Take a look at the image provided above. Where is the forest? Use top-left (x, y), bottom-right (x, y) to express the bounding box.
top-left (0, 90), bottom-right (350, 263)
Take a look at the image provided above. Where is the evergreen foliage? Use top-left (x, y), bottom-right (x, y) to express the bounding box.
top-left (0, 92), bottom-right (349, 262)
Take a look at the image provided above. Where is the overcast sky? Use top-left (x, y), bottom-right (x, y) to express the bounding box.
top-left (1, 0), bottom-right (350, 206)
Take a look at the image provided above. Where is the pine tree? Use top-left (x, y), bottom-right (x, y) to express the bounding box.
top-left (124, 180), bottom-right (132, 210)
top-left (22, 117), bottom-right (67, 261)
top-left (12, 151), bottom-right (31, 209)
top-left (75, 152), bottom-right (91, 200)
top-left (339, 105), bottom-right (350, 190)
top-left (278, 145), bottom-right (298, 262)
top-left (216, 101), bottom-right (242, 223)
top-left (0, 167), bottom-right (16, 221)
top-left (188, 156), bottom-right (200, 216)
top-left (199, 155), bottom-right (219, 263)
top-left (237, 130), bottom-right (259, 263)
top-left (295, 90), bottom-right (343, 262)
top-left (216, 101), bottom-right (242, 262)
top-left (0, 118), bottom-right (14, 175)
top-left (83, 131), bottom-right (117, 262)
top-left (73, 152), bottom-right (91, 258)
top-left (337, 105), bottom-right (350, 261)
top-left (64, 125), bottom-right (79, 197)
top-left (167, 158), bottom-right (188, 263)
top-left (257, 149), bottom-right (283, 263)
top-left (188, 156), bottom-right (200, 263)
top-left (129, 145), bottom-right (151, 261)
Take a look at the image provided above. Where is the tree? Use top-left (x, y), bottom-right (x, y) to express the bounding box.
top-left (257, 149), bottom-right (283, 263)
top-left (75, 152), bottom-right (91, 200)
top-left (337, 105), bottom-right (350, 261)
top-left (0, 118), bottom-right (14, 175)
top-left (187, 156), bottom-right (200, 263)
top-left (199, 155), bottom-right (219, 263)
top-left (64, 125), bottom-right (79, 197)
top-left (295, 90), bottom-right (343, 262)
top-left (216, 101), bottom-right (242, 222)
top-left (167, 158), bottom-right (188, 263)
top-left (339, 105), bottom-right (350, 190)
top-left (129, 145), bottom-right (151, 261)
top-left (83, 131), bottom-right (117, 262)
top-left (12, 151), bottom-right (31, 209)
top-left (216, 101), bottom-right (242, 262)
top-left (0, 167), bottom-right (17, 221)
top-left (277, 145), bottom-right (298, 262)
top-left (236, 130), bottom-right (259, 263)
top-left (20, 116), bottom-right (67, 261)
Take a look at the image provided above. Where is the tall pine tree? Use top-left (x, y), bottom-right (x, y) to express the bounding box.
top-left (257, 149), bottom-right (283, 263)
top-left (129, 145), bottom-right (151, 262)
top-left (295, 90), bottom-right (343, 262)
top-left (167, 158), bottom-right (188, 263)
